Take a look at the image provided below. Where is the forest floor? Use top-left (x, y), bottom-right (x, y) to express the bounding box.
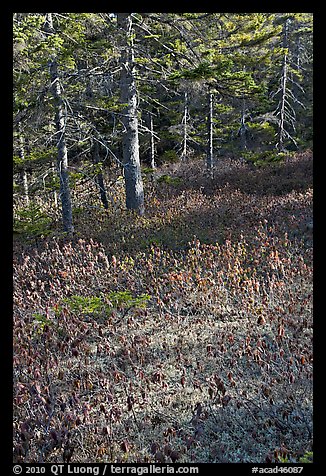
top-left (13, 151), bottom-right (313, 464)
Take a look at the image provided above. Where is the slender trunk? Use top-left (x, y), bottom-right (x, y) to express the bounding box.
top-left (18, 123), bottom-right (29, 205)
top-left (45, 13), bottom-right (73, 231)
top-left (93, 139), bottom-right (109, 209)
top-left (21, 170), bottom-right (29, 205)
top-left (149, 113), bottom-right (156, 169)
top-left (294, 34), bottom-right (301, 71)
top-left (277, 19), bottom-right (289, 152)
top-left (181, 91), bottom-right (188, 160)
top-left (206, 92), bottom-right (214, 178)
top-left (49, 58), bottom-right (74, 234)
top-left (239, 98), bottom-right (248, 151)
top-left (117, 12), bottom-right (144, 215)
top-left (277, 61), bottom-right (287, 152)
top-left (51, 161), bottom-right (58, 208)
top-left (44, 12), bottom-right (53, 31)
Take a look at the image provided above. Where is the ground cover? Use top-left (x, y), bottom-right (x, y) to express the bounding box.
top-left (13, 151), bottom-right (313, 463)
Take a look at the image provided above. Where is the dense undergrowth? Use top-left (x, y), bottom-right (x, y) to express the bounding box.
top-left (13, 151), bottom-right (313, 463)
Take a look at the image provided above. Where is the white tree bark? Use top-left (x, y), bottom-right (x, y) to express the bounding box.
top-left (181, 91), bottom-right (188, 160)
top-left (206, 92), bottom-right (214, 178)
top-left (149, 112), bottom-right (156, 169)
top-left (276, 19), bottom-right (290, 152)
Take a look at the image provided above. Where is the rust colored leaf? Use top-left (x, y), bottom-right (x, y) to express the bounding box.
top-left (120, 440), bottom-right (130, 453)
top-left (170, 450), bottom-right (179, 462)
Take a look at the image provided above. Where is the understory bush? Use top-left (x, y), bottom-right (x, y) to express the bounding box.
top-left (13, 152), bottom-right (313, 463)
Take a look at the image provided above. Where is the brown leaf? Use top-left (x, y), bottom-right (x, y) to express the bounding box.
top-left (155, 450), bottom-right (165, 463)
top-left (170, 450), bottom-right (179, 463)
top-left (150, 442), bottom-right (159, 455)
top-left (262, 385), bottom-right (271, 398)
top-left (50, 429), bottom-right (58, 442)
top-left (63, 443), bottom-right (74, 463)
top-left (120, 440), bottom-right (130, 453)
top-left (222, 394), bottom-right (231, 407)
top-left (163, 443), bottom-right (172, 456)
top-left (102, 426), bottom-right (110, 436)
top-left (127, 395), bottom-right (134, 411)
top-left (206, 343), bottom-right (213, 355)
top-left (195, 402), bottom-right (203, 416)
top-left (97, 447), bottom-right (106, 456)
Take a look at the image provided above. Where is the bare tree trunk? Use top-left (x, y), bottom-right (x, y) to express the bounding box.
top-left (51, 161), bottom-right (58, 208)
top-left (18, 123), bottom-right (29, 205)
top-left (21, 169), bottom-right (29, 206)
top-left (149, 112), bottom-right (156, 169)
top-left (206, 92), bottom-right (214, 178)
top-left (45, 13), bottom-right (73, 233)
top-left (117, 12), bottom-right (145, 215)
top-left (276, 19), bottom-right (290, 152)
top-left (181, 91), bottom-right (188, 160)
top-left (93, 138), bottom-right (109, 209)
top-left (49, 58), bottom-right (74, 234)
top-left (239, 98), bottom-right (248, 151)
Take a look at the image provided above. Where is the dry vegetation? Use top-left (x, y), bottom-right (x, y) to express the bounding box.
top-left (13, 151), bottom-right (313, 463)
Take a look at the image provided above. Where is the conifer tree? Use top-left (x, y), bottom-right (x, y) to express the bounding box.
top-left (116, 13), bottom-right (145, 216)
top-left (13, 12), bottom-right (313, 229)
top-left (47, 16), bottom-right (74, 234)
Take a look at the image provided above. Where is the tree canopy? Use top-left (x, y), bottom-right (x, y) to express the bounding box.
top-left (13, 12), bottom-right (312, 228)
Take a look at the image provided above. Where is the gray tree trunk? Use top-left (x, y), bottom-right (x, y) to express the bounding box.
top-left (206, 92), bottom-right (214, 178)
top-left (276, 19), bottom-right (290, 152)
top-left (45, 13), bottom-right (73, 233)
top-left (239, 98), bottom-right (248, 151)
top-left (49, 58), bottom-right (74, 234)
top-left (117, 13), bottom-right (145, 215)
top-left (181, 91), bottom-right (188, 160)
top-left (18, 123), bottom-right (29, 205)
top-left (149, 113), bottom-right (156, 169)
top-left (21, 170), bottom-right (29, 206)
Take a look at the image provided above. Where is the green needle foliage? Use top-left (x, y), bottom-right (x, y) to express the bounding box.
top-left (61, 291), bottom-right (151, 319)
top-left (13, 203), bottom-right (53, 237)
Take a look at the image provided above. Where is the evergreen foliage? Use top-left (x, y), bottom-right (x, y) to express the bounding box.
top-left (13, 13), bottom-right (313, 218)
